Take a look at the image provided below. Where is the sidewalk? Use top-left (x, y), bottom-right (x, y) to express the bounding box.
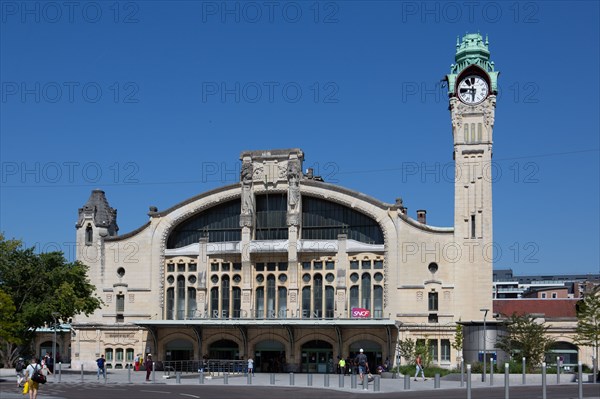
top-left (1, 367), bottom-right (594, 394)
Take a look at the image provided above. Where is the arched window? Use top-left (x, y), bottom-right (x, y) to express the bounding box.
top-left (278, 287), bottom-right (287, 318)
top-left (221, 276), bottom-right (230, 318)
top-left (373, 285), bottom-right (383, 318)
top-left (210, 287), bottom-right (219, 318)
top-left (266, 274), bottom-right (276, 318)
top-left (302, 286), bottom-right (311, 318)
top-left (85, 224), bottom-right (93, 245)
top-left (361, 273), bottom-right (371, 310)
top-left (177, 276), bottom-right (185, 320)
top-left (166, 288), bottom-right (174, 320)
top-left (232, 287), bottom-right (241, 318)
top-left (350, 286), bottom-right (359, 310)
top-left (255, 287), bottom-right (264, 318)
top-left (187, 287), bottom-right (197, 318)
top-left (313, 273), bottom-right (323, 318)
top-left (325, 286), bottom-right (334, 318)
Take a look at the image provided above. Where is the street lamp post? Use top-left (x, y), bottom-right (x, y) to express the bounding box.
top-left (480, 308), bottom-right (489, 383)
top-left (51, 312), bottom-right (60, 376)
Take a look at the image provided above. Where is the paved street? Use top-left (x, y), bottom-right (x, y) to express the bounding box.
top-left (1, 368), bottom-right (598, 399)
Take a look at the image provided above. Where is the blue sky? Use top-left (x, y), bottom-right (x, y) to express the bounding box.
top-left (1, 1), bottom-right (598, 276)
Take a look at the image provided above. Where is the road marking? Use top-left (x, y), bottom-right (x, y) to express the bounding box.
top-left (180, 394), bottom-right (200, 398)
top-left (140, 390), bottom-right (172, 394)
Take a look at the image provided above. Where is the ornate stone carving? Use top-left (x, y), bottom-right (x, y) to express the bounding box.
top-left (240, 161), bottom-right (254, 217)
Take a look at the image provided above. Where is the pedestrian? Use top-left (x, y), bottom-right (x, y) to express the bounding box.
top-left (134, 354), bottom-right (140, 371)
top-left (414, 354), bottom-right (426, 381)
top-left (144, 354), bottom-right (153, 381)
top-left (40, 357), bottom-right (52, 377)
top-left (15, 357), bottom-right (26, 387)
top-left (24, 357), bottom-right (42, 399)
top-left (247, 357), bottom-right (254, 376)
top-left (45, 352), bottom-right (54, 374)
top-left (338, 356), bottom-right (346, 375)
top-left (96, 354), bottom-right (106, 380)
top-left (355, 349), bottom-right (369, 389)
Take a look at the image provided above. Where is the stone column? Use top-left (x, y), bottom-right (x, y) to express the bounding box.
top-left (335, 234), bottom-right (348, 318)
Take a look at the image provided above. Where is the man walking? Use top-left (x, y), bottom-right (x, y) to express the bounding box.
top-left (96, 354), bottom-right (106, 380)
top-left (355, 349), bottom-right (369, 389)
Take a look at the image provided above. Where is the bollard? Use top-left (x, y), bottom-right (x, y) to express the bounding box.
top-left (522, 357), bottom-right (526, 385)
top-left (504, 363), bottom-right (509, 399)
top-left (338, 373), bottom-right (344, 388)
top-left (270, 373), bottom-right (275, 385)
top-left (307, 373), bottom-right (313, 387)
top-left (290, 372), bottom-right (295, 386)
top-left (490, 359), bottom-right (494, 386)
top-left (224, 372), bottom-right (229, 385)
top-left (578, 361), bottom-right (583, 399)
top-left (460, 361), bottom-right (465, 387)
top-left (374, 375), bottom-right (380, 392)
top-left (128, 364), bottom-right (131, 384)
top-left (81, 364), bottom-right (84, 383)
top-left (246, 373), bottom-right (251, 385)
top-left (58, 362), bottom-right (62, 383)
top-left (434, 373), bottom-right (440, 388)
top-left (200, 371), bottom-right (205, 384)
top-left (324, 373), bottom-right (329, 387)
top-left (152, 362), bottom-right (156, 384)
top-left (404, 373), bottom-right (410, 390)
top-left (542, 362), bottom-right (546, 399)
top-left (467, 365), bottom-right (472, 399)
top-left (363, 374), bottom-right (369, 391)
top-left (351, 373), bottom-right (357, 389)
top-left (176, 372), bottom-right (181, 384)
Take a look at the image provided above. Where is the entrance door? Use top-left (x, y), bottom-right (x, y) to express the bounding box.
top-left (301, 340), bottom-right (333, 373)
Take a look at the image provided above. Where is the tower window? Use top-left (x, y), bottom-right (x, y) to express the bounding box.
top-left (470, 215), bottom-right (476, 239)
top-left (428, 292), bottom-right (438, 311)
top-left (85, 224), bottom-right (93, 245)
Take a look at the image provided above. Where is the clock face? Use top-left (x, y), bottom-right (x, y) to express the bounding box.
top-left (457, 75), bottom-right (489, 105)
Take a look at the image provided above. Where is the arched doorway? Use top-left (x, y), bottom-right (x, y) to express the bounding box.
top-left (349, 340), bottom-right (382, 371)
top-left (165, 338), bottom-right (194, 362)
top-left (301, 340), bottom-right (333, 373)
top-left (254, 340), bottom-right (285, 372)
top-left (39, 341), bottom-right (59, 360)
top-left (209, 339), bottom-right (239, 360)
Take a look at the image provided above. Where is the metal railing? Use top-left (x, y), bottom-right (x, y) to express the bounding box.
top-left (161, 359), bottom-right (247, 378)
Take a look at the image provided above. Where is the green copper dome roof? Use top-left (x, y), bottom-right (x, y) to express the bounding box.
top-left (446, 33), bottom-right (499, 95)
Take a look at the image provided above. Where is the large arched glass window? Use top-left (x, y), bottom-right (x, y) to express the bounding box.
top-left (167, 199), bottom-right (241, 248)
top-left (301, 196), bottom-right (384, 244)
top-left (255, 194), bottom-right (288, 240)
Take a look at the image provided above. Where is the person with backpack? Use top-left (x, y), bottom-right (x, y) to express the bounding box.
top-left (355, 349), bottom-right (369, 389)
top-left (15, 357), bottom-right (25, 387)
top-left (96, 354), bottom-right (106, 380)
top-left (24, 357), bottom-right (42, 399)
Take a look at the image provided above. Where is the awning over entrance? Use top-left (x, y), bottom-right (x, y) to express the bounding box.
top-left (134, 319), bottom-right (397, 328)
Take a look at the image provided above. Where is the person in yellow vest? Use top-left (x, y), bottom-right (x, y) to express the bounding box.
top-left (338, 356), bottom-right (346, 374)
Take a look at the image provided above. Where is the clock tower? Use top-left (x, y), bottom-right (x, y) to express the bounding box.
top-left (446, 33), bottom-right (498, 319)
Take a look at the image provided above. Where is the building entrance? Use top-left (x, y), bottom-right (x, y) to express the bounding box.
top-left (301, 340), bottom-right (333, 373)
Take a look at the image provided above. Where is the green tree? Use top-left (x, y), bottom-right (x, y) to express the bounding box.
top-left (415, 337), bottom-right (433, 368)
top-left (397, 337), bottom-right (415, 366)
top-left (452, 322), bottom-right (464, 363)
top-left (0, 234), bottom-right (102, 366)
top-left (574, 289), bottom-right (600, 375)
top-left (497, 313), bottom-right (555, 372)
